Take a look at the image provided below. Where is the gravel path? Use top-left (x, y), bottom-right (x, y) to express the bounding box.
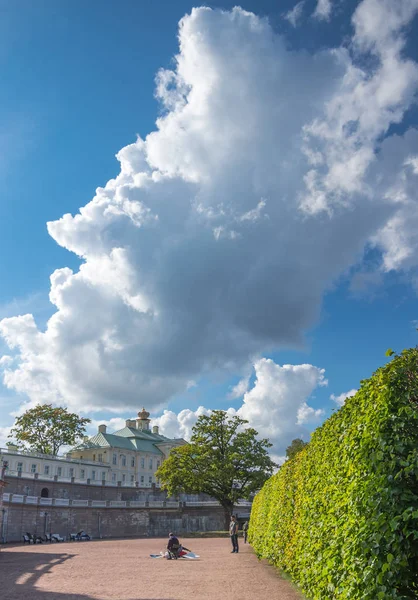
top-left (0, 538), bottom-right (303, 600)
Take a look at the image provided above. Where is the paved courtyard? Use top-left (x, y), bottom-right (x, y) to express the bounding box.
top-left (0, 538), bottom-right (303, 600)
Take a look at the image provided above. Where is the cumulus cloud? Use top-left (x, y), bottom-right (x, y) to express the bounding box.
top-left (155, 358), bottom-right (327, 457)
top-left (302, 0), bottom-right (418, 215)
top-left (1, 3), bottom-right (418, 413)
top-left (228, 374), bottom-right (251, 399)
top-left (313, 0), bottom-right (333, 21)
top-left (153, 406), bottom-right (212, 441)
top-left (0, 425), bottom-right (12, 448)
top-left (284, 1), bottom-right (305, 27)
top-left (88, 417), bottom-right (127, 435)
top-left (0, 356), bottom-right (12, 367)
top-left (330, 389), bottom-right (357, 407)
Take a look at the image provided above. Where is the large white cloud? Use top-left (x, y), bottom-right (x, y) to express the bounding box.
top-left (154, 358), bottom-right (327, 460)
top-left (1, 2), bottom-right (418, 413)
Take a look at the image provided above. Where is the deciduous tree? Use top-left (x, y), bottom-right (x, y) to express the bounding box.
top-left (9, 404), bottom-right (91, 455)
top-left (156, 410), bottom-right (276, 527)
top-left (286, 438), bottom-right (308, 460)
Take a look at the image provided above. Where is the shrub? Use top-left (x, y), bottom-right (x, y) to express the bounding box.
top-left (249, 348), bottom-right (418, 599)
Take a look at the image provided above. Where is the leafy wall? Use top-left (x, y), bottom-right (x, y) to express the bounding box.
top-left (249, 348), bottom-right (418, 599)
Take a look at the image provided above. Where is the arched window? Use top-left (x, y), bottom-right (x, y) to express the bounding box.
top-left (41, 488), bottom-right (49, 498)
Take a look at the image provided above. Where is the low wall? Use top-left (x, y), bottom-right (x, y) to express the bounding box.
top-left (1, 502), bottom-right (226, 543)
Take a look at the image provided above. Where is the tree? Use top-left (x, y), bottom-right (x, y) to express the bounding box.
top-left (9, 404), bottom-right (91, 455)
top-left (156, 410), bottom-right (276, 527)
top-left (286, 438), bottom-right (308, 460)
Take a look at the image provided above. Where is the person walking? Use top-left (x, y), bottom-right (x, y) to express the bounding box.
top-left (242, 520), bottom-right (248, 544)
top-left (229, 514), bottom-right (239, 553)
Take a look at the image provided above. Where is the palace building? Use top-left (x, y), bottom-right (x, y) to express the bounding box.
top-left (68, 408), bottom-right (185, 486)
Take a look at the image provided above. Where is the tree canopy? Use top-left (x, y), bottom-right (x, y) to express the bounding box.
top-left (156, 410), bottom-right (276, 526)
top-left (9, 404), bottom-right (91, 455)
top-left (286, 438), bottom-right (308, 460)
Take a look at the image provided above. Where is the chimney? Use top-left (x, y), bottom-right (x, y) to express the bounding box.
top-left (98, 424), bottom-right (107, 434)
top-left (125, 420), bottom-right (131, 428)
top-left (152, 426), bottom-right (159, 434)
top-left (83, 436), bottom-right (89, 442)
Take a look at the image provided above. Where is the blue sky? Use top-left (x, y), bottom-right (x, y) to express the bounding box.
top-left (1, 0), bottom-right (418, 459)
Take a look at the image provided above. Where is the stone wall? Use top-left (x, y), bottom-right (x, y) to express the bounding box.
top-left (5, 475), bottom-right (151, 501)
top-left (1, 503), bottom-right (226, 543)
top-left (3, 474), bottom-right (205, 503)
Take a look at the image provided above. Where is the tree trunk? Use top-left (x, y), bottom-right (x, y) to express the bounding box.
top-left (222, 502), bottom-right (234, 531)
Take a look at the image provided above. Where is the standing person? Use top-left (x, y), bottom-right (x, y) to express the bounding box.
top-left (229, 514), bottom-right (239, 553)
top-left (242, 520), bottom-right (248, 544)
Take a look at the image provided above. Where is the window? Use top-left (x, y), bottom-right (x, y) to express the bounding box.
top-left (92, 470), bottom-right (96, 480)
top-left (112, 473), bottom-right (116, 482)
top-left (44, 465), bottom-right (50, 475)
top-left (131, 457), bottom-right (135, 467)
top-left (41, 488), bottom-right (49, 498)
top-left (31, 464), bottom-right (36, 473)
top-left (140, 457), bottom-right (145, 469)
top-left (156, 460), bottom-right (160, 468)
top-left (98, 454), bottom-right (103, 462)
top-left (140, 475), bottom-right (144, 484)
top-left (121, 455), bottom-right (126, 467)
top-left (102, 471), bottom-right (106, 480)
top-left (17, 462), bottom-right (23, 472)
top-left (93, 454), bottom-right (96, 461)
top-left (112, 453), bottom-right (117, 465)
top-left (57, 467), bottom-right (62, 477)
top-left (149, 458), bottom-right (153, 470)
top-left (149, 476), bottom-right (152, 484)
top-left (69, 468), bottom-right (74, 478)
top-left (131, 475), bottom-right (134, 483)
top-left (80, 469), bottom-right (85, 479)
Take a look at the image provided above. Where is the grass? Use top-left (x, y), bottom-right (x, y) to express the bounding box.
top-left (182, 530), bottom-right (230, 538)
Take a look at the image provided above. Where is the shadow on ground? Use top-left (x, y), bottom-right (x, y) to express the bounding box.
top-left (0, 550), bottom-right (175, 600)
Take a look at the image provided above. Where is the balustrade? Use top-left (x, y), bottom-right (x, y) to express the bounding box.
top-left (2, 492), bottom-right (251, 510)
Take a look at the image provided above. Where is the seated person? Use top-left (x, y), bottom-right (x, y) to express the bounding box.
top-left (167, 532), bottom-right (191, 558)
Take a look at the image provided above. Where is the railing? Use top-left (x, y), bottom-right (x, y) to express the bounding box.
top-left (54, 498), bottom-right (70, 506)
top-left (72, 500), bottom-right (89, 507)
top-left (39, 497), bottom-right (53, 506)
top-left (2, 470), bottom-right (160, 489)
top-left (91, 500), bottom-right (106, 507)
top-left (0, 447), bottom-right (108, 467)
top-left (1, 492), bottom-right (252, 510)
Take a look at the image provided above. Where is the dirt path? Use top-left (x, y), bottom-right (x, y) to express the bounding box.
top-left (0, 538), bottom-right (303, 600)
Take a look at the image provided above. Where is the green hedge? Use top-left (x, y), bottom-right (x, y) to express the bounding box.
top-left (249, 348), bottom-right (418, 599)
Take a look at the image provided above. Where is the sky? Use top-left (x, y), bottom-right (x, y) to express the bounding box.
top-left (1, 0), bottom-right (418, 462)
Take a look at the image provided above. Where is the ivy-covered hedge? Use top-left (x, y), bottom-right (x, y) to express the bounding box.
top-left (249, 348), bottom-right (418, 599)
